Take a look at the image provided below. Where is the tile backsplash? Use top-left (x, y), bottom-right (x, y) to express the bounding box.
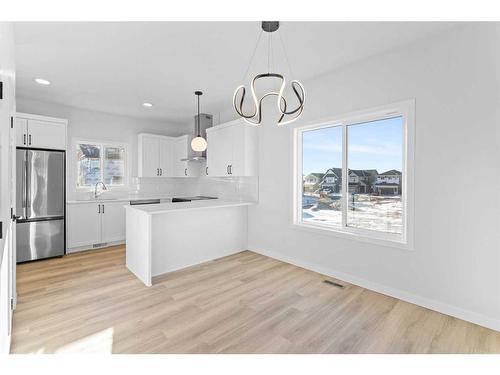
top-left (69, 175), bottom-right (258, 202)
top-left (132, 176), bottom-right (259, 202)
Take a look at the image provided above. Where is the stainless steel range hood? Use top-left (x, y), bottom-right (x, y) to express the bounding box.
top-left (182, 113), bottom-right (213, 161)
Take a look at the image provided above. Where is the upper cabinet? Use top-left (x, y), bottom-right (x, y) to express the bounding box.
top-left (159, 137), bottom-right (174, 177)
top-left (16, 113), bottom-right (67, 150)
top-left (138, 121), bottom-right (257, 179)
top-left (173, 135), bottom-right (203, 177)
top-left (138, 133), bottom-right (174, 177)
top-left (173, 135), bottom-right (189, 177)
top-left (206, 120), bottom-right (258, 177)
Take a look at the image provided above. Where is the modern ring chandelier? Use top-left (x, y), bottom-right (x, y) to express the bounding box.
top-left (233, 21), bottom-right (305, 126)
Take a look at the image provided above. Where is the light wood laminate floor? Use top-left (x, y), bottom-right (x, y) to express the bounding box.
top-left (11, 246), bottom-right (500, 353)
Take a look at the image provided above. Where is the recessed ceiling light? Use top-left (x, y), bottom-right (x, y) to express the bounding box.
top-left (34, 78), bottom-right (51, 85)
top-left (143, 102), bottom-right (153, 108)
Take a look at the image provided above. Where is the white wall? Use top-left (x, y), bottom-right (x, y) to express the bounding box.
top-left (239, 24), bottom-right (500, 330)
top-left (0, 22), bottom-right (16, 354)
top-left (16, 97), bottom-right (187, 200)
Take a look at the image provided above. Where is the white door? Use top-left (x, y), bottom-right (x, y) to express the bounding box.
top-left (0, 23), bottom-right (16, 354)
top-left (140, 136), bottom-right (160, 177)
top-left (159, 138), bottom-right (173, 177)
top-left (15, 118), bottom-right (28, 147)
top-left (100, 202), bottom-right (125, 243)
top-left (67, 203), bottom-right (101, 249)
top-left (27, 119), bottom-right (66, 150)
top-left (174, 136), bottom-right (188, 177)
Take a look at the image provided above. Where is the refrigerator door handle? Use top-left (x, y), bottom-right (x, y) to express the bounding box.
top-left (22, 153), bottom-right (27, 214)
top-left (26, 151), bottom-right (31, 219)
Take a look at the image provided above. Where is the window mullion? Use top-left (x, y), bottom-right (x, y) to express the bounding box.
top-left (100, 144), bottom-right (105, 183)
top-left (341, 124), bottom-right (348, 228)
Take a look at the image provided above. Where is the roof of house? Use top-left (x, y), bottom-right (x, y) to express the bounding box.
top-left (379, 169), bottom-right (402, 176)
top-left (320, 168), bottom-right (381, 181)
top-left (306, 173), bottom-right (325, 179)
top-left (349, 169), bottom-right (378, 177)
top-left (324, 168), bottom-right (342, 178)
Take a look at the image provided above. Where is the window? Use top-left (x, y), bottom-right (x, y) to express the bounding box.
top-left (295, 101), bottom-right (414, 247)
top-left (347, 117), bottom-right (403, 234)
top-left (76, 141), bottom-right (127, 188)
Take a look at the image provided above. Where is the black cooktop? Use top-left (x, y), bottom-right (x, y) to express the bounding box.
top-left (171, 196), bottom-right (217, 203)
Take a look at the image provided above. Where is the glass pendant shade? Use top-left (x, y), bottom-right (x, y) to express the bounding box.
top-left (191, 136), bottom-right (207, 152)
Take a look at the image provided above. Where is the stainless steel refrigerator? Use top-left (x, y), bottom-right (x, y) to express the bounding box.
top-left (16, 148), bottom-right (65, 263)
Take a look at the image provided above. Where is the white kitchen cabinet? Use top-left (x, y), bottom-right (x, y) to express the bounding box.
top-left (173, 135), bottom-right (204, 177)
top-left (206, 125), bottom-right (231, 176)
top-left (206, 119), bottom-right (258, 177)
top-left (159, 138), bottom-right (174, 177)
top-left (67, 201), bottom-right (126, 252)
top-left (101, 201), bottom-right (126, 243)
top-left (139, 134), bottom-right (160, 177)
top-left (138, 133), bottom-right (174, 177)
top-left (173, 135), bottom-right (189, 177)
top-left (16, 113), bottom-right (67, 150)
top-left (15, 118), bottom-right (28, 147)
top-left (67, 202), bottom-right (101, 249)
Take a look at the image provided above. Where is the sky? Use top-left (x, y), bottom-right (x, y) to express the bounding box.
top-left (302, 116), bottom-right (403, 175)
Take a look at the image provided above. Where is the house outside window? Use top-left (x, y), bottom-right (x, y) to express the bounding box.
top-left (75, 141), bottom-right (128, 188)
top-left (294, 101), bottom-right (414, 248)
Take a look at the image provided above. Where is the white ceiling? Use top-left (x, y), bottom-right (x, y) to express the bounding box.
top-left (14, 22), bottom-right (458, 125)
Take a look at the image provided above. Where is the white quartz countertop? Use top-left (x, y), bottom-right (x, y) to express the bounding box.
top-left (66, 196), bottom-right (173, 204)
top-left (66, 198), bottom-right (133, 204)
top-left (125, 199), bottom-right (255, 215)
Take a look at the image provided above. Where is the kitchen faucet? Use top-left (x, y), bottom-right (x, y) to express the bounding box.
top-left (94, 181), bottom-right (108, 198)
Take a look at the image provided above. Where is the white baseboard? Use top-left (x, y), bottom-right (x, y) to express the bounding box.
top-left (66, 240), bottom-right (125, 254)
top-left (249, 247), bottom-right (500, 333)
top-left (0, 332), bottom-right (11, 354)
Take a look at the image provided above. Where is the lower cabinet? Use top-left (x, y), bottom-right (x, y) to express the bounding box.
top-left (101, 202), bottom-right (126, 243)
top-left (67, 201), bottom-right (126, 252)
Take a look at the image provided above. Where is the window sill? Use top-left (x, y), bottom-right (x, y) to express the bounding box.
top-left (292, 222), bottom-right (412, 251)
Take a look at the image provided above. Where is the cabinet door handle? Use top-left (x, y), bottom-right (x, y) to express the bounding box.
top-left (102, 204), bottom-right (104, 214)
top-left (160, 168), bottom-right (162, 176)
top-left (229, 165), bottom-right (232, 175)
top-left (98, 204), bottom-right (100, 214)
top-left (226, 165), bottom-right (229, 175)
top-left (23, 134), bottom-right (26, 145)
top-left (206, 166), bottom-right (208, 175)
top-left (28, 134), bottom-right (32, 146)
top-left (184, 168), bottom-right (187, 176)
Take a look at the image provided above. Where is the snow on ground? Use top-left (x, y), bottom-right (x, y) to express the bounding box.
top-left (302, 194), bottom-right (402, 234)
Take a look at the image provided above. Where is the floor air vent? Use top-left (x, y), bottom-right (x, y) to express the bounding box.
top-left (323, 279), bottom-right (345, 288)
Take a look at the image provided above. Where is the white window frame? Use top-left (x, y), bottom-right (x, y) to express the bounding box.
top-left (73, 139), bottom-right (130, 191)
top-left (293, 100), bottom-right (415, 250)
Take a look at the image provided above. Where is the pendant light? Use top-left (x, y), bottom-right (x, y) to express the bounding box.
top-left (233, 21), bottom-right (305, 126)
top-left (191, 91), bottom-right (207, 152)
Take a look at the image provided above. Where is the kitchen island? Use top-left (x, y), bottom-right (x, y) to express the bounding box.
top-left (125, 200), bottom-right (253, 286)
